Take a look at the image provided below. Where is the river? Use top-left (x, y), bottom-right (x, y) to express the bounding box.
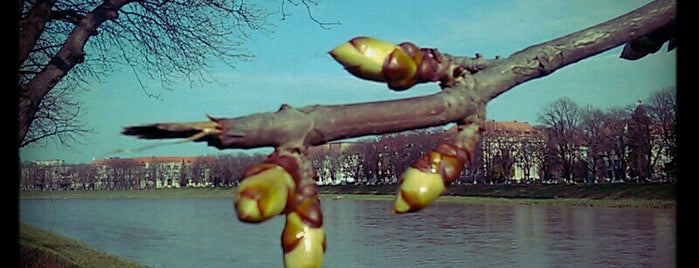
top-left (19, 198), bottom-right (675, 267)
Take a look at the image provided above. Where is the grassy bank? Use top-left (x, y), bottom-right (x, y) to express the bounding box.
top-left (19, 187), bottom-right (235, 199)
top-left (319, 183), bottom-right (676, 209)
top-left (20, 183), bottom-right (675, 208)
top-left (19, 222), bottom-right (147, 268)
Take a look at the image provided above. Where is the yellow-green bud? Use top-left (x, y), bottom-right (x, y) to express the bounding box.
top-left (282, 212), bottom-right (326, 268)
top-left (234, 164), bottom-right (295, 223)
top-left (393, 167), bottom-right (446, 213)
top-left (329, 36), bottom-right (419, 90)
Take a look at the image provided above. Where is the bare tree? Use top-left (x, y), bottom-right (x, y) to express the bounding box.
top-left (579, 107), bottom-right (608, 183)
top-left (72, 163), bottom-right (98, 190)
top-left (461, 141), bottom-right (485, 184)
top-left (483, 122), bottom-right (519, 183)
top-left (351, 139), bottom-right (380, 184)
top-left (598, 107), bottom-right (634, 181)
top-left (646, 87), bottom-right (676, 180)
top-left (209, 153), bottom-right (266, 186)
top-left (515, 131), bottom-right (545, 183)
top-left (627, 101), bottom-right (653, 181)
top-left (537, 97), bottom-right (584, 182)
top-left (311, 151), bottom-right (343, 184)
top-left (18, 0), bottom-right (334, 148)
top-left (105, 158), bottom-right (138, 189)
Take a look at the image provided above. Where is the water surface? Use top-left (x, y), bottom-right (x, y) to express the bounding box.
top-left (20, 198), bottom-right (675, 267)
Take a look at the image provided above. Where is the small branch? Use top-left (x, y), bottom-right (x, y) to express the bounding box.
top-left (475, 0), bottom-right (675, 101)
top-left (280, 0), bottom-right (340, 29)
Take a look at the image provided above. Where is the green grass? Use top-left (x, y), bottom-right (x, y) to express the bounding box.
top-left (20, 183), bottom-right (676, 209)
top-left (19, 187), bottom-right (236, 199)
top-left (19, 222), bottom-right (147, 268)
top-left (317, 183), bottom-right (676, 208)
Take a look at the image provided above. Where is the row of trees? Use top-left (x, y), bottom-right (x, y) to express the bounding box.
top-left (20, 86), bottom-right (675, 190)
top-left (538, 86), bottom-right (676, 183)
top-left (20, 153), bottom-right (267, 191)
top-left (312, 87), bottom-right (676, 184)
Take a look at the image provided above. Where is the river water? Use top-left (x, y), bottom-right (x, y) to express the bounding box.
top-left (19, 198), bottom-right (675, 267)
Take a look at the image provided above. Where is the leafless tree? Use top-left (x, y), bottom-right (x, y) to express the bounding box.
top-left (482, 123), bottom-right (519, 183)
top-left (104, 158), bottom-right (138, 189)
top-left (579, 107), bottom-right (609, 183)
top-left (311, 151), bottom-right (344, 184)
top-left (537, 97), bottom-right (584, 181)
top-left (598, 107), bottom-right (635, 181)
top-left (515, 134), bottom-right (545, 183)
top-left (461, 142), bottom-right (485, 183)
top-left (646, 87), bottom-right (677, 180)
top-left (18, 0), bottom-right (334, 148)
top-left (72, 163), bottom-right (97, 190)
top-left (189, 158), bottom-right (212, 186)
top-left (626, 101), bottom-right (652, 181)
top-left (209, 153), bottom-right (266, 186)
top-left (351, 139), bottom-right (380, 184)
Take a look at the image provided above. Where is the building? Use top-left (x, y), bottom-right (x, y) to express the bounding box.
top-left (479, 120), bottom-right (546, 183)
top-left (91, 156), bottom-right (216, 189)
top-left (309, 142), bottom-right (359, 185)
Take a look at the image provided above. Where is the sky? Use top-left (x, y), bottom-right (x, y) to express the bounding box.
top-left (19, 0), bottom-right (676, 164)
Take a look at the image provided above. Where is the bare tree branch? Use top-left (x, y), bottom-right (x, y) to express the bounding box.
top-left (123, 0), bottom-right (675, 153)
top-left (280, 0), bottom-right (341, 29)
top-left (19, 0), bottom-right (133, 146)
top-left (476, 0), bottom-right (675, 101)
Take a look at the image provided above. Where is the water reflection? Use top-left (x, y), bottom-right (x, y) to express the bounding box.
top-left (20, 198), bottom-right (675, 268)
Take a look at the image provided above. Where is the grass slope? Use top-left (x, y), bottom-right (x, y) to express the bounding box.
top-left (19, 222), bottom-right (147, 268)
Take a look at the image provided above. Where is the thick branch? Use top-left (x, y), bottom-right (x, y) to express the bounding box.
top-left (123, 0), bottom-right (675, 151)
top-left (124, 84), bottom-right (485, 149)
top-left (18, 0), bottom-right (57, 68)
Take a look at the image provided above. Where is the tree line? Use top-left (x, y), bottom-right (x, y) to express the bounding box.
top-left (311, 87), bottom-right (675, 185)
top-left (20, 87), bottom-right (675, 191)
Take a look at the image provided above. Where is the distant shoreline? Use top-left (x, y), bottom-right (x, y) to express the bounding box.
top-left (19, 183), bottom-right (675, 209)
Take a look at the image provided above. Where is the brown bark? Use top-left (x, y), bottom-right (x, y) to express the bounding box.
top-left (18, 0), bottom-right (57, 68)
top-left (123, 0), bottom-right (675, 151)
top-left (18, 0), bottom-right (135, 146)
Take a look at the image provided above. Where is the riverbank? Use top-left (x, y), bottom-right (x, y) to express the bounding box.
top-left (19, 222), bottom-right (147, 268)
top-left (19, 182), bottom-right (676, 208)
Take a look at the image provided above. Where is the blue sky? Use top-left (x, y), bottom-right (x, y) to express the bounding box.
top-left (19, 0), bottom-right (676, 164)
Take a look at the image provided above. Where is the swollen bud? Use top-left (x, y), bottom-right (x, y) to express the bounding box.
top-left (393, 167), bottom-right (446, 213)
top-left (234, 164), bottom-right (295, 223)
top-left (329, 36), bottom-right (419, 91)
top-left (282, 199), bottom-right (326, 268)
top-left (393, 144), bottom-right (469, 213)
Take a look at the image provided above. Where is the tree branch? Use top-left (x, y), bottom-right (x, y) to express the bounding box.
top-left (19, 0), bottom-right (135, 146)
top-left (18, 0), bottom-right (57, 68)
top-left (476, 0), bottom-right (675, 101)
top-left (123, 0), bottom-right (676, 151)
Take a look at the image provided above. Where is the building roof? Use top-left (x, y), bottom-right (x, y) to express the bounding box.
top-left (445, 120), bottom-right (541, 136)
top-left (92, 156), bottom-right (216, 166)
top-left (308, 142), bottom-right (355, 156)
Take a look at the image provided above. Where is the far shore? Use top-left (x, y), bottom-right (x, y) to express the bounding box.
top-left (19, 183), bottom-right (676, 209)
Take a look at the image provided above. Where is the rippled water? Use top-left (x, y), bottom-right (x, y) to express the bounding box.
top-left (19, 198), bottom-right (675, 268)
